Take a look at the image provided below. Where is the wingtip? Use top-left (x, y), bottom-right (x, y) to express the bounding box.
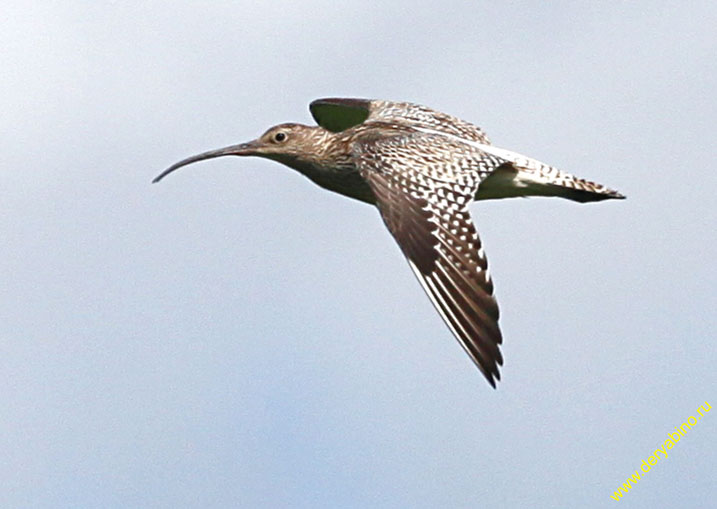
top-left (309, 98), bottom-right (372, 133)
top-left (484, 367), bottom-right (500, 389)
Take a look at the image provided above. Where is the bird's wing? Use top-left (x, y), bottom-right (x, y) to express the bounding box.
top-left (353, 131), bottom-right (505, 386)
top-left (310, 98), bottom-right (491, 144)
top-left (309, 98), bottom-right (372, 133)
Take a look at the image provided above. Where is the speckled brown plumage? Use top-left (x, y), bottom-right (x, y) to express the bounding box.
top-left (154, 98), bottom-right (625, 387)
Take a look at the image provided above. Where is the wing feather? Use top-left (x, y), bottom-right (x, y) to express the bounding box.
top-left (310, 97), bottom-right (491, 144)
top-left (353, 131), bottom-right (505, 386)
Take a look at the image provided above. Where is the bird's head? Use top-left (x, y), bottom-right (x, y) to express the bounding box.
top-left (152, 123), bottom-right (332, 183)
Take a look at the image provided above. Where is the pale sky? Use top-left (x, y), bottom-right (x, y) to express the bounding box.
top-left (2, 2), bottom-right (715, 507)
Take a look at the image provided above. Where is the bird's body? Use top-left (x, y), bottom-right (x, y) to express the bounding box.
top-left (154, 98), bottom-right (624, 387)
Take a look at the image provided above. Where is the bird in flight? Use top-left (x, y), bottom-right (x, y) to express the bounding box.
top-left (154, 98), bottom-right (624, 387)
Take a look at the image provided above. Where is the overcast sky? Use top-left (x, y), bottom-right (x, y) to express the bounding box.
top-left (2, 2), bottom-right (715, 507)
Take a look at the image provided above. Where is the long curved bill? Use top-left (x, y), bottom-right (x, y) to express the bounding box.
top-left (152, 141), bottom-right (259, 183)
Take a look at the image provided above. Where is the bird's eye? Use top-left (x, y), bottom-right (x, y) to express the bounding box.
top-left (274, 132), bottom-right (287, 143)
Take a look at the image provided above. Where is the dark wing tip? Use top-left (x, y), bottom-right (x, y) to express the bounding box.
top-left (485, 361), bottom-right (502, 388)
top-left (477, 349), bottom-right (502, 388)
top-left (309, 98), bottom-right (372, 132)
top-left (310, 97), bottom-right (372, 110)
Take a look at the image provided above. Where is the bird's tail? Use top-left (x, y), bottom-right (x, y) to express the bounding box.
top-left (530, 167), bottom-right (626, 203)
top-left (474, 145), bottom-right (625, 203)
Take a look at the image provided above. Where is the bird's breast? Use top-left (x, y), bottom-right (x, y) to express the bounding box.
top-left (290, 160), bottom-right (376, 205)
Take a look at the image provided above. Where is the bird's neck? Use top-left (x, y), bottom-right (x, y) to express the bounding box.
top-left (279, 130), bottom-right (353, 175)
